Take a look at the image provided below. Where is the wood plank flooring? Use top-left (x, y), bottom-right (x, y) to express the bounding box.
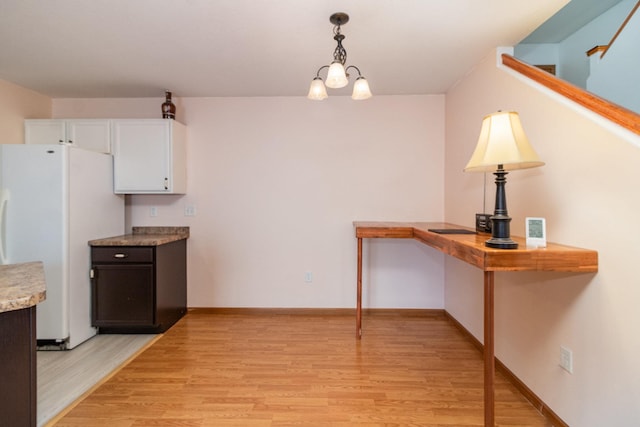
top-left (52, 310), bottom-right (551, 426)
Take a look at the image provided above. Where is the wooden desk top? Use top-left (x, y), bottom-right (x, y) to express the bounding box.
top-left (354, 221), bottom-right (598, 273)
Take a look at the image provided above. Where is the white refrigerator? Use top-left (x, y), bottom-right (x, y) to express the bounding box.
top-left (0, 144), bottom-right (124, 349)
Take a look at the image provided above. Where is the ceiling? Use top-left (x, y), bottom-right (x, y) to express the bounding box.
top-left (0, 0), bottom-right (573, 98)
top-left (520, 0), bottom-right (624, 43)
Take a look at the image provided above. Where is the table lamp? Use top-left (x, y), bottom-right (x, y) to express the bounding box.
top-left (464, 111), bottom-right (544, 249)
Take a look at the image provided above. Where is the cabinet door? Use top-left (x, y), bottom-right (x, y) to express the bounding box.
top-left (67, 120), bottom-right (111, 153)
top-left (112, 120), bottom-right (171, 193)
top-left (24, 120), bottom-right (66, 145)
top-left (25, 119), bottom-right (111, 153)
top-left (91, 264), bottom-right (155, 327)
top-left (0, 307), bottom-right (36, 426)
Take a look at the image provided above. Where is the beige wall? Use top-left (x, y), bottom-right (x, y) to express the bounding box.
top-left (0, 79), bottom-right (51, 144)
top-left (54, 95), bottom-right (446, 309)
top-left (445, 49), bottom-right (640, 425)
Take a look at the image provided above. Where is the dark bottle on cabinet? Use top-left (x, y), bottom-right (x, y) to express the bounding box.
top-left (161, 91), bottom-right (176, 119)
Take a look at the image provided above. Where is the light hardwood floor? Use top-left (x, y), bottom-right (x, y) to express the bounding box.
top-left (52, 310), bottom-right (551, 426)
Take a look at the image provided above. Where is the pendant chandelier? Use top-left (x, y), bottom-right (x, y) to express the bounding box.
top-left (307, 13), bottom-right (372, 101)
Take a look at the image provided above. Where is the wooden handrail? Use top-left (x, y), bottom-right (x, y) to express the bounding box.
top-left (601, 0), bottom-right (640, 58)
top-left (586, 45), bottom-right (607, 57)
top-left (501, 54), bottom-right (640, 135)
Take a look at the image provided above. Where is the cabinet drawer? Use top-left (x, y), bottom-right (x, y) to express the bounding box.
top-left (91, 247), bottom-right (154, 263)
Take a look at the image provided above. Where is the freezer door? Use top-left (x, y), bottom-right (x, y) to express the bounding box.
top-left (0, 144), bottom-right (69, 342)
top-left (67, 147), bottom-right (124, 348)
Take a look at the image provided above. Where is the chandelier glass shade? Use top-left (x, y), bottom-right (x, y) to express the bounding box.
top-left (307, 77), bottom-right (328, 100)
top-left (352, 76), bottom-right (373, 100)
top-left (326, 62), bottom-right (349, 89)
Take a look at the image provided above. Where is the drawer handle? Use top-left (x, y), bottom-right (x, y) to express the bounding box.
top-left (113, 253), bottom-right (128, 259)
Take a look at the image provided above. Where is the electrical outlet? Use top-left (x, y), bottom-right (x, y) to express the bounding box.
top-left (304, 272), bottom-right (313, 283)
top-left (150, 206), bottom-right (158, 217)
top-left (560, 346), bottom-right (573, 373)
top-left (184, 205), bottom-right (197, 216)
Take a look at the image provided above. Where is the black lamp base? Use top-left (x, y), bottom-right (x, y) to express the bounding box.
top-left (485, 237), bottom-right (518, 249)
top-left (485, 166), bottom-right (519, 250)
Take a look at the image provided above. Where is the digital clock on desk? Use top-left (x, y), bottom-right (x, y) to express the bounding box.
top-left (526, 217), bottom-right (547, 248)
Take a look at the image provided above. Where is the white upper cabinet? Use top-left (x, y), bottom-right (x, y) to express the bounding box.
top-left (25, 119), bottom-right (111, 153)
top-left (112, 119), bottom-right (186, 194)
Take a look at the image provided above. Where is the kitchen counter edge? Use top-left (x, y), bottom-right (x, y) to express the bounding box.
top-left (0, 261), bottom-right (46, 313)
top-left (88, 226), bottom-right (190, 247)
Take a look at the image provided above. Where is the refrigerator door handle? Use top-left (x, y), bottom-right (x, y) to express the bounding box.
top-left (0, 190), bottom-right (9, 264)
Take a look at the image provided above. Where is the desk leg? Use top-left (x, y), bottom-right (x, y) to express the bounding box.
top-left (484, 271), bottom-right (495, 426)
top-left (356, 237), bottom-right (363, 339)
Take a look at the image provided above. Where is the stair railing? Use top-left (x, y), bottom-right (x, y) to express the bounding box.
top-left (600, 0), bottom-right (640, 58)
top-left (501, 53), bottom-right (640, 135)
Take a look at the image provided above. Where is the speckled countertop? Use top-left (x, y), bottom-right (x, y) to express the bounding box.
top-left (0, 261), bottom-right (46, 313)
top-left (88, 226), bottom-right (190, 247)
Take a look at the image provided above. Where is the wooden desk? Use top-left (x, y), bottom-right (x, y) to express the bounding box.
top-left (354, 221), bottom-right (597, 427)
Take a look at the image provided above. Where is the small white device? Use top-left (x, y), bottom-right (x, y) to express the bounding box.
top-left (525, 217), bottom-right (546, 248)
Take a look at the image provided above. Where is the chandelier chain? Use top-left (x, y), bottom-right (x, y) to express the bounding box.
top-left (332, 25), bottom-right (347, 65)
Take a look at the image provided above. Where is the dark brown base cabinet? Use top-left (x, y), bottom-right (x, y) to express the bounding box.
top-left (91, 239), bottom-right (187, 333)
top-left (0, 306), bottom-right (37, 427)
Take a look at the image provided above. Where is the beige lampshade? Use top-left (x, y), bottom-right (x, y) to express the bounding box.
top-left (325, 61), bottom-right (348, 88)
top-left (464, 111), bottom-right (545, 172)
top-left (351, 76), bottom-right (372, 100)
top-left (307, 77), bottom-right (328, 100)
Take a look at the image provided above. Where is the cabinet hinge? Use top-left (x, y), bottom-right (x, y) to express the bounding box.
top-left (164, 177), bottom-right (169, 190)
top-left (90, 268), bottom-right (95, 279)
